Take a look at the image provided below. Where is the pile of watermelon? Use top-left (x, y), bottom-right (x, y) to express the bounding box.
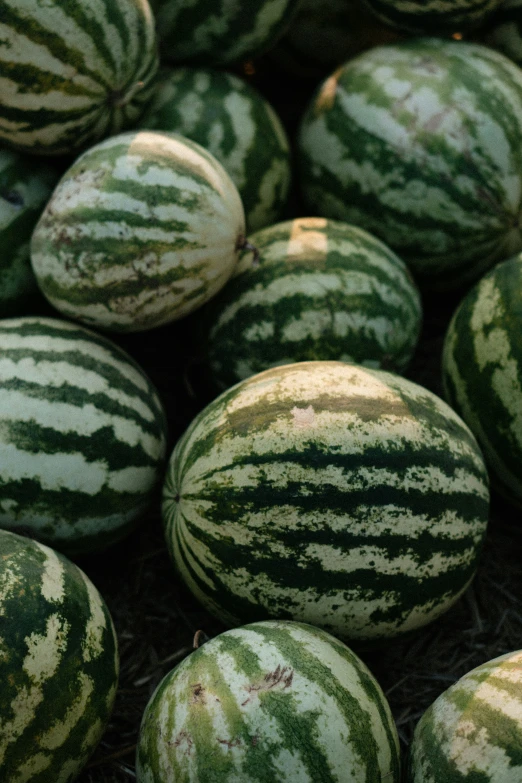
top-left (2, 0), bottom-right (522, 779)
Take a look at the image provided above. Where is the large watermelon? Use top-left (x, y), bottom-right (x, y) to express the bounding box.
top-left (298, 38), bottom-right (522, 291)
top-left (201, 217), bottom-right (422, 390)
top-left (0, 529), bottom-right (119, 782)
top-left (0, 0), bottom-right (158, 156)
top-left (30, 131), bottom-right (246, 332)
top-left (442, 253), bottom-right (522, 508)
top-left (136, 620), bottom-right (401, 782)
top-left (162, 361), bottom-right (489, 642)
top-left (0, 316), bottom-right (168, 554)
top-left (407, 649), bottom-right (522, 781)
top-left (139, 67), bottom-right (291, 233)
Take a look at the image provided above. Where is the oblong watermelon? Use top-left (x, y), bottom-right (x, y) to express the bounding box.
top-left (0, 316), bottom-right (168, 554)
top-left (0, 529), bottom-right (119, 782)
top-left (136, 620), bottom-right (401, 782)
top-left (162, 360), bottom-right (489, 641)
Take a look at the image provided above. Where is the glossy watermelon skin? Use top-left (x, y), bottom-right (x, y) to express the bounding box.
top-left (201, 217), bottom-right (422, 390)
top-left (0, 316), bottom-right (168, 554)
top-left (442, 253), bottom-right (522, 508)
top-left (298, 38), bottom-right (522, 291)
top-left (136, 620), bottom-right (401, 783)
top-left (407, 649), bottom-right (522, 782)
top-left (162, 360), bottom-right (489, 642)
top-left (30, 131), bottom-right (246, 332)
top-left (0, 0), bottom-right (158, 156)
top-left (0, 150), bottom-right (60, 316)
top-left (361, 0), bottom-right (501, 33)
top-left (139, 67), bottom-right (291, 233)
top-left (0, 529), bottom-right (119, 783)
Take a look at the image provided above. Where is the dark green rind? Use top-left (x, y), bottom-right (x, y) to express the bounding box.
top-left (483, 0), bottom-right (522, 66)
top-left (362, 0), bottom-right (500, 34)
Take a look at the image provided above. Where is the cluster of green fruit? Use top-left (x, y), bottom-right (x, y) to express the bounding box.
top-left (2, 0), bottom-right (522, 780)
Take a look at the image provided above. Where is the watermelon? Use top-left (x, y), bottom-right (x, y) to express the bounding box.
top-left (298, 38), bottom-right (522, 291)
top-left (442, 253), bottom-right (522, 508)
top-left (483, 0), bottom-right (522, 67)
top-left (139, 67), bottom-right (291, 233)
top-left (162, 360), bottom-right (489, 642)
top-left (0, 316), bottom-right (168, 554)
top-left (0, 0), bottom-right (158, 157)
top-left (407, 648), bottom-right (522, 781)
top-left (361, 0), bottom-right (501, 33)
top-left (0, 149), bottom-right (60, 316)
top-left (153, 0), bottom-right (300, 66)
top-left (0, 529), bottom-right (119, 782)
top-left (201, 217), bottom-right (422, 391)
top-left (30, 131), bottom-right (246, 332)
top-left (136, 620), bottom-right (401, 782)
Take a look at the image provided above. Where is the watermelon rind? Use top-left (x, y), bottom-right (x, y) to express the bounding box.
top-left (361, 0), bottom-right (501, 34)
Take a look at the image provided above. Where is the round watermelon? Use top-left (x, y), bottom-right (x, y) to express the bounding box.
top-left (136, 620), bottom-right (401, 782)
top-left (0, 316), bottom-right (168, 554)
top-left (0, 0), bottom-right (158, 156)
top-left (162, 360), bottom-right (489, 642)
top-left (407, 648), bottom-right (522, 781)
top-left (139, 67), bottom-right (291, 233)
top-left (0, 529), bottom-right (119, 782)
top-left (361, 0), bottom-right (501, 33)
top-left (30, 131), bottom-right (246, 332)
top-left (298, 38), bottom-right (522, 291)
top-left (201, 217), bottom-right (422, 390)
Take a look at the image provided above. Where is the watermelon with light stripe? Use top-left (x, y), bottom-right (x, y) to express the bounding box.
top-left (0, 149), bottom-right (60, 316)
top-left (0, 0), bottom-right (158, 156)
top-left (407, 649), bottom-right (522, 781)
top-left (136, 620), bottom-right (401, 783)
top-left (361, 0), bottom-right (500, 33)
top-left (162, 360), bottom-right (489, 642)
top-left (154, 0), bottom-right (300, 66)
top-left (0, 316), bottom-right (167, 554)
top-left (139, 67), bottom-right (291, 233)
top-left (201, 217), bottom-right (422, 390)
top-left (0, 529), bottom-right (119, 782)
top-left (442, 253), bottom-right (522, 508)
top-left (30, 131), bottom-right (246, 332)
top-left (298, 38), bottom-right (522, 291)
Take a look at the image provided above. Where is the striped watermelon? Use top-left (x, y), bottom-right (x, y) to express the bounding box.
top-left (407, 649), bottom-right (522, 781)
top-left (162, 360), bottom-right (489, 642)
top-left (30, 131), bottom-right (246, 332)
top-left (0, 149), bottom-right (60, 316)
top-left (361, 0), bottom-right (501, 33)
top-left (0, 529), bottom-right (119, 782)
top-left (442, 253), bottom-right (522, 508)
top-left (0, 316), bottom-right (167, 554)
top-left (483, 0), bottom-right (522, 66)
top-left (201, 217), bottom-right (422, 391)
top-left (139, 67), bottom-right (291, 233)
top-left (136, 620), bottom-right (401, 783)
top-left (298, 38), bottom-right (522, 291)
top-left (0, 0), bottom-right (158, 156)
top-left (153, 0), bottom-right (300, 66)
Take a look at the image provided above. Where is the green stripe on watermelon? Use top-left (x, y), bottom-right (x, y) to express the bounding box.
top-left (298, 38), bottom-right (522, 291)
top-left (201, 217), bottom-right (422, 390)
top-left (162, 360), bottom-right (489, 642)
top-left (0, 0), bottom-right (158, 155)
top-left (139, 67), bottom-right (291, 233)
top-left (136, 620), bottom-right (401, 782)
top-left (0, 316), bottom-right (168, 554)
top-left (0, 529), bottom-right (119, 782)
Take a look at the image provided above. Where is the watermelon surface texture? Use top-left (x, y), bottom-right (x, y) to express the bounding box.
top-left (30, 131), bottom-right (246, 332)
top-left (483, 0), bottom-right (522, 66)
top-left (0, 149), bottom-right (59, 316)
top-left (202, 217), bottom-right (422, 390)
top-left (162, 361), bottom-right (489, 641)
top-left (407, 648), bottom-right (522, 781)
top-left (298, 38), bottom-right (522, 291)
top-left (139, 67), bottom-right (291, 233)
top-left (136, 620), bottom-right (401, 782)
top-left (0, 529), bottom-right (119, 782)
top-left (0, 316), bottom-right (168, 554)
top-left (0, 0), bottom-right (158, 156)
top-left (361, 0), bottom-right (501, 33)
top-left (442, 253), bottom-right (522, 508)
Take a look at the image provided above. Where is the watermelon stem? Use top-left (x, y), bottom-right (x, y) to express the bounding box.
top-left (236, 236), bottom-right (260, 267)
